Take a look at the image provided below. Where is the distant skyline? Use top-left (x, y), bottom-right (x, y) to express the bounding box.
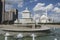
top-left (5, 0), bottom-right (60, 22)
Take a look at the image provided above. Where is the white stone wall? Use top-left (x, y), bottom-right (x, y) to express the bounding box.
top-left (22, 12), bottom-right (31, 18)
top-left (19, 18), bottom-right (32, 23)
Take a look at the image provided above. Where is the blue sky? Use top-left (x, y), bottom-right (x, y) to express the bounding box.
top-left (5, 0), bottom-right (60, 22)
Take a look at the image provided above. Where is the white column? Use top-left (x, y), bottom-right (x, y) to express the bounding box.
top-left (5, 33), bottom-right (10, 40)
top-left (31, 34), bottom-right (36, 40)
top-left (17, 33), bottom-right (23, 40)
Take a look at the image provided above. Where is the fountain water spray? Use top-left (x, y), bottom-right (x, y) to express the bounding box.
top-left (54, 38), bottom-right (57, 40)
top-left (17, 33), bottom-right (23, 40)
top-left (31, 33), bottom-right (36, 40)
top-left (5, 33), bottom-right (10, 40)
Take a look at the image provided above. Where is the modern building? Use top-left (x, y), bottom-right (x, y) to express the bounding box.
top-left (10, 9), bottom-right (18, 21)
top-left (4, 9), bottom-right (18, 24)
top-left (0, 0), bottom-right (2, 23)
top-left (0, 0), bottom-right (18, 24)
top-left (4, 11), bottom-right (9, 21)
top-left (0, 0), bottom-right (5, 24)
top-left (2, 0), bottom-right (5, 23)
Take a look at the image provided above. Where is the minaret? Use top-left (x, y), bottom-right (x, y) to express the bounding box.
top-left (46, 10), bottom-right (48, 23)
top-left (46, 9), bottom-right (47, 17)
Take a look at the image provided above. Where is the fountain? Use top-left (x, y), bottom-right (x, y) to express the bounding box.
top-left (5, 32), bottom-right (10, 40)
top-left (31, 33), bottom-right (36, 40)
top-left (54, 38), bottom-right (57, 40)
top-left (16, 33), bottom-right (23, 40)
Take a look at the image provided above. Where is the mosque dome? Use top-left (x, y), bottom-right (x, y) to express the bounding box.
top-left (40, 15), bottom-right (48, 23)
top-left (40, 15), bottom-right (48, 20)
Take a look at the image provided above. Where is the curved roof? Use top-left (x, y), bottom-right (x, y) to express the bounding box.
top-left (40, 15), bottom-right (48, 19)
top-left (22, 8), bottom-right (30, 12)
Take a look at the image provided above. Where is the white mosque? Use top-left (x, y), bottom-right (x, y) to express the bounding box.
top-left (14, 7), bottom-right (53, 23)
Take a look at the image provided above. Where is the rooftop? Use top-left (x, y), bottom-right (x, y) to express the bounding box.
top-left (22, 7), bottom-right (30, 12)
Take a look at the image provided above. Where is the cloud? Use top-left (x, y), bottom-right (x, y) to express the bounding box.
top-left (5, 4), bottom-right (13, 11)
top-left (5, 0), bottom-right (23, 4)
top-left (53, 7), bottom-right (60, 13)
top-left (33, 3), bottom-right (54, 11)
top-left (18, 1), bottom-right (23, 7)
top-left (45, 4), bottom-right (54, 11)
top-left (55, 2), bottom-right (60, 7)
top-left (33, 14), bottom-right (40, 23)
top-left (49, 11), bottom-right (60, 22)
top-left (57, 3), bottom-right (60, 6)
top-left (33, 3), bottom-right (56, 22)
top-left (34, 0), bottom-right (37, 1)
top-left (33, 3), bottom-right (45, 11)
top-left (5, 0), bottom-right (24, 7)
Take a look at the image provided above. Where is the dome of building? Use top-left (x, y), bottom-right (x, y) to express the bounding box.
top-left (22, 8), bottom-right (30, 12)
top-left (40, 15), bottom-right (48, 20)
top-left (40, 15), bottom-right (49, 23)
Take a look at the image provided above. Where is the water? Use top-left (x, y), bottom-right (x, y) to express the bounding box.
top-left (0, 28), bottom-right (60, 40)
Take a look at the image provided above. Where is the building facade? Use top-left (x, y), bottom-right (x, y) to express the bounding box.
top-left (0, 0), bottom-right (18, 24)
top-left (4, 9), bottom-right (18, 24)
top-left (1, 0), bottom-right (5, 23)
top-left (0, 0), bottom-right (2, 23)
top-left (0, 0), bottom-right (5, 24)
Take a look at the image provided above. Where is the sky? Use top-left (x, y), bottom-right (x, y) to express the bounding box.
top-left (5, 0), bottom-right (60, 22)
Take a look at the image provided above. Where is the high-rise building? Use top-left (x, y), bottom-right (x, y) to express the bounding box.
top-left (0, 0), bottom-right (2, 23)
top-left (0, 0), bottom-right (5, 24)
top-left (10, 9), bottom-right (18, 20)
top-left (0, 0), bottom-right (18, 24)
top-left (4, 9), bottom-right (18, 24)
